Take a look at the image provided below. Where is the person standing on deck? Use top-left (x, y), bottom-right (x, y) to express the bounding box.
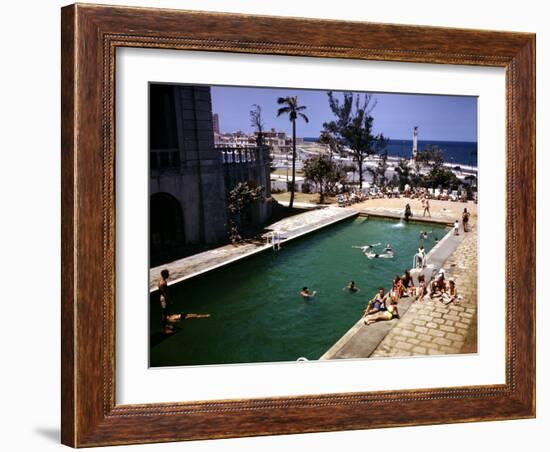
top-left (404, 203), bottom-right (413, 222)
top-left (423, 196), bottom-right (431, 217)
top-left (158, 269), bottom-right (172, 333)
top-left (454, 220), bottom-right (460, 236)
top-left (462, 207), bottom-right (470, 232)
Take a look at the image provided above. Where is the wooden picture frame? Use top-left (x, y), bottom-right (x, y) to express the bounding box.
top-left (61, 3), bottom-right (536, 447)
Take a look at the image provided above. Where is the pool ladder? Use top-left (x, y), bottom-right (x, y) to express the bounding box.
top-left (268, 231), bottom-right (282, 251)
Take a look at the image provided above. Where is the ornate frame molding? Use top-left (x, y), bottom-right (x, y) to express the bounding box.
top-left (61, 4), bottom-right (535, 447)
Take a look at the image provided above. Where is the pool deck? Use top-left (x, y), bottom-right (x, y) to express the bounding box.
top-left (351, 197), bottom-right (476, 226)
top-left (150, 206), bottom-right (358, 291)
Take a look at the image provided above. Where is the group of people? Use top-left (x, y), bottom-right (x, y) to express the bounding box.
top-left (354, 243), bottom-right (394, 260)
top-left (405, 186), bottom-right (469, 203)
top-left (336, 190), bottom-right (367, 206)
top-left (362, 267), bottom-right (462, 326)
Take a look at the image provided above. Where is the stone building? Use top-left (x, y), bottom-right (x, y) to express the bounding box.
top-left (149, 84), bottom-right (271, 265)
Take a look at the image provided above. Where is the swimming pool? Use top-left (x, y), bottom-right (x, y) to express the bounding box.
top-left (149, 216), bottom-right (447, 367)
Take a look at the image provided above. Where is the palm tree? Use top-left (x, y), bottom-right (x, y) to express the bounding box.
top-left (277, 96), bottom-right (309, 209)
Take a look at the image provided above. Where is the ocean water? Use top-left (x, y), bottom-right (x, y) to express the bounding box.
top-left (149, 217), bottom-right (447, 367)
top-left (304, 138), bottom-right (478, 166)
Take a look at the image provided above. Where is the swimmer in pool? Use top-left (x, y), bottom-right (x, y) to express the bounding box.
top-left (353, 243), bottom-right (381, 253)
top-left (343, 280), bottom-right (360, 293)
top-left (300, 286), bottom-right (317, 300)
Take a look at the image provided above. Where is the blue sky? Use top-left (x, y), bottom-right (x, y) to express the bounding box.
top-left (211, 85), bottom-right (477, 142)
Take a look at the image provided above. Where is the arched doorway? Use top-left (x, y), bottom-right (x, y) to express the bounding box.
top-left (150, 193), bottom-right (184, 264)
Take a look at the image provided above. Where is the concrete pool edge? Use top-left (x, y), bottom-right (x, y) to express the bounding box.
top-left (320, 225), bottom-right (459, 360)
top-left (357, 209), bottom-right (454, 226)
top-left (149, 207), bottom-right (359, 292)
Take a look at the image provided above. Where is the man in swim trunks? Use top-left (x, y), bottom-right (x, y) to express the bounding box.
top-left (300, 287), bottom-right (317, 300)
top-left (363, 288), bottom-right (387, 316)
top-left (158, 269), bottom-right (171, 332)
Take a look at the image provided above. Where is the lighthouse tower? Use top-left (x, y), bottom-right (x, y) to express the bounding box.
top-left (411, 126), bottom-right (419, 161)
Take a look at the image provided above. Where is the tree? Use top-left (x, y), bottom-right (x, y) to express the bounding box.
top-left (303, 154), bottom-right (346, 203)
top-left (250, 104), bottom-right (266, 146)
top-left (276, 96), bottom-right (309, 209)
top-left (416, 145), bottom-right (445, 171)
top-left (366, 151), bottom-right (389, 187)
top-left (227, 182), bottom-right (264, 244)
top-left (322, 91), bottom-right (388, 188)
top-left (415, 145), bottom-right (460, 189)
top-left (424, 167), bottom-right (460, 189)
top-left (394, 158), bottom-right (412, 190)
top-left (319, 130), bottom-right (339, 161)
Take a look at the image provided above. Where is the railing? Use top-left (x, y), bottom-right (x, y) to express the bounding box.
top-left (150, 149), bottom-right (181, 172)
top-left (216, 146), bottom-right (260, 164)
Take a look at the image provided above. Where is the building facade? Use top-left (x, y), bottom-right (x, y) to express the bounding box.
top-left (214, 128), bottom-right (303, 154)
top-left (150, 84), bottom-right (271, 265)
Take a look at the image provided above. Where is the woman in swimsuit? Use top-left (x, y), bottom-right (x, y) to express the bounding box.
top-left (364, 299), bottom-right (400, 325)
top-left (391, 274), bottom-right (405, 300)
top-left (401, 270), bottom-right (415, 296)
top-left (429, 273), bottom-right (446, 299)
top-left (415, 274), bottom-right (428, 301)
top-left (441, 279), bottom-right (460, 304)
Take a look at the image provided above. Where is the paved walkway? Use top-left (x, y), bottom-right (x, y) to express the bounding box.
top-left (371, 222), bottom-right (478, 357)
top-left (149, 206), bottom-right (358, 291)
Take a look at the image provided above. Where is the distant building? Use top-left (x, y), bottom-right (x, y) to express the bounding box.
top-left (149, 84), bottom-right (271, 265)
top-left (214, 127), bottom-right (302, 154)
top-left (212, 113), bottom-right (220, 134)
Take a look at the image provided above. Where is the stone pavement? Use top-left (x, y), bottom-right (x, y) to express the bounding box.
top-left (149, 206), bottom-right (358, 291)
top-left (371, 222), bottom-right (478, 357)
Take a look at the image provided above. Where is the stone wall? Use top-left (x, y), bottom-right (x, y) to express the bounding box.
top-left (220, 146), bottom-right (272, 225)
top-left (150, 84), bottom-right (272, 263)
top-left (150, 85), bottom-right (228, 248)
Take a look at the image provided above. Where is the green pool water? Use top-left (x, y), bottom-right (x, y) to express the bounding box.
top-left (149, 216), bottom-right (447, 367)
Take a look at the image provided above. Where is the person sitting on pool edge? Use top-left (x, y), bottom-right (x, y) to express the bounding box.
top-left (401, 270), bottom-right (415, 296)
top-left (343, 280), bottom-right (360, 293)
top-left (300, 286), bottom-right (317, 300)
top-left (441, 278), bottom-right (463, 305)
top-left (391, 274), bottom-right (405, 300)
top-left (429, 271), bottom-right (447, 299)
top-left (364, 298), bottom-right (400, 325)
top-left (363, 288), bottom-right (388, 317)
top-left (415, 274), bottom-right (428, 301)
